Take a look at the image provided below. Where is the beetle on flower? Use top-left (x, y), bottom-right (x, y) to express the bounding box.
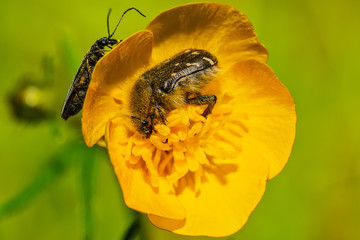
top-left (81, 2), bottom-right (296, 237)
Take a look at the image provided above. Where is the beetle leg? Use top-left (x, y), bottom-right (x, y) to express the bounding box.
top-left (149, 111), bottom-right (158, 134)
top-left (131, 116), bottom-right (153, 137)
top-left (187, 94), bottom-right (217, 117)
top-left (157, 106), bottom-right (167, 124)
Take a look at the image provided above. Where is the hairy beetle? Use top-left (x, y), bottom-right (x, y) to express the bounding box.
top-left (130, 49), bottom-right (218, 137)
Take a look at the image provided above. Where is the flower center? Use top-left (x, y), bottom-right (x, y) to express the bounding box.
top-left (123, 92), bottom-right (248, 194)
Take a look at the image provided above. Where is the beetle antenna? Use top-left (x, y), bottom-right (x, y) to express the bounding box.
top-left (107, 8), bottom-right (112, 38)
top-left (108, 7), bottom-right (146, 38)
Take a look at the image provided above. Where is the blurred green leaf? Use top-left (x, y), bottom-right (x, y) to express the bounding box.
top-left (0, 141), bottom-right (80, 219)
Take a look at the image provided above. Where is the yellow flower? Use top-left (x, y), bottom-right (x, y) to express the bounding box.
top-left (81, 2), bottom-right (296, 237)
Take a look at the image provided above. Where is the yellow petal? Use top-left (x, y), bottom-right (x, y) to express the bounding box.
top-left (106, 117), bottom-right (186, 219)
top-left (82, 30), bottom-right (154, 147)
top-left (222, 60), bottom-right (296, 179)
top-left (149, 156), bottom-right (268, 236)
top-left (146, 3), bottom-right (268, 69)
top-left (148, 59), bottom-right (295, 236)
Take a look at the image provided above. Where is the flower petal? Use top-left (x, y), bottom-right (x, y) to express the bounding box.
top-left (82, 30), bottom-right (154, 147)
top-left (148, 59), bottom-right (295, 236)
top-left (146, 3), bottom-right (268, 69)
top-left (222, 60), bottom-right (296, 179)
top-left (148, 156), bottom-right (268, 236)
top-left (106, 117), bottom-right (186, 220)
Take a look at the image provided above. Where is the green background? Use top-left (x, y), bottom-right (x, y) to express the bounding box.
top-left (0, 0), bottom-right (359, 239)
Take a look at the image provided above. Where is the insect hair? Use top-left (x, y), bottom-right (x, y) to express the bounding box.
top-left (107, 7), bottom-right (146, 38)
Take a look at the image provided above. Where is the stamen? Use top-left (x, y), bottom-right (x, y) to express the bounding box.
top-left (173, 149), bottom-right (185, 161)
top-left (155, 124), bottom-right (171, 136)
top-left (168, 133), bottom-right (180, 143)
top-left (121, 101), bottom-right (247, 193)
top-left (188, 122), bottom-right (203, 137)
top-left (129, 155), bottom-right (141, 165)
top-left (214, 103), bottom-right (234, 115)
top-left (194, 147), bottom-right (209, 165)
top-left (125, 137), bottom-right (134, 161)
top-left (158, 153), bottom-right (173, 176)
top-left (150, 135), bottom-right (171, 151)
top-left (185, 152), bottom-right (200, 172)
top-left (153, 148), bottom-right (162, 170)
top-left (194, 166), bottom-right (203, 193)
top-left (178, 130), bottom-right (187, 141)
top-left (132, 144), bottom-right (145, 157)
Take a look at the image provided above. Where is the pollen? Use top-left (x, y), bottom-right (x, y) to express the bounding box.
top-left (121, 94), bottom-right (248, 194)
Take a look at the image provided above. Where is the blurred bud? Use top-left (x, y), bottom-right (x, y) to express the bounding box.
top-left (8, 55), bottom-right (55, 123)
top-left (8, 79), bottom-right (53, 123)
